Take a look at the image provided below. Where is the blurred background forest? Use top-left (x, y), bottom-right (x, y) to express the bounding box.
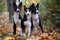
top-left (0, 0), bottom-right (60, 28)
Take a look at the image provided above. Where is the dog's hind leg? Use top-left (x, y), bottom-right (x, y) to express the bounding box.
top-left (39, 17), bottom-right (44, 33)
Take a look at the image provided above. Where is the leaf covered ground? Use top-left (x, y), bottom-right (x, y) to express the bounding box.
top-left (0, 12), bottom-right (60, 40)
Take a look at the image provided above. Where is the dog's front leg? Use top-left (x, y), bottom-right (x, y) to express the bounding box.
top-left (24, 21), bottom-right (31, 37)
top-left (18, 19), bottom-right (22, 36)
top-left (33, 20), bottom-right (37, 32)
top-left (27, 21), bottom-right (31, 37)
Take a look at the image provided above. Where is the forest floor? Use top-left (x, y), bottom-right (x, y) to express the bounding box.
top-left (0, 12), bottom-right (60, 40)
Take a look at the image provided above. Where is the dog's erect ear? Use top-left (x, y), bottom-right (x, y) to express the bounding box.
top-left (19, 2), bottom-right (22, 7)
top-left (29, 3), bottom-right (35, 11)
top-left (36, 3), bottom-right (39, 8)
top-left (31, 3), bottom-right (35, 8)
top-left (29, 3), bottom-right (35, 9)
top-left (30, 3), bottom-right (36, 13)
top-left (29, 4), bottom-right (32, 11)
top-left (13, 2), bottom-right (16, 7)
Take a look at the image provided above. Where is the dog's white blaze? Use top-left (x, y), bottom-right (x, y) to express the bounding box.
top-left (26, 12), bottom-right (30, 15)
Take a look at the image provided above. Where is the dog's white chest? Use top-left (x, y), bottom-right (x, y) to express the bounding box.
top-left (14, 12), bottom-right (19, 23)
top-left (35, 14), bottom-right (39, 19)
top-left (33, 14), bottom-right (39, 24)
top-left (27, 15), bottom-right (31, 21)
top-left (33, 14), bottom-right (39, 20)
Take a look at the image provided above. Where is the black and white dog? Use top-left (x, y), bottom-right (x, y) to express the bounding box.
top-left (30, 3), bottom-right (44, 33)
top-left (22, 5), bottom-right (32, 37)
top-left (13, 0), bottom-right (23, 35)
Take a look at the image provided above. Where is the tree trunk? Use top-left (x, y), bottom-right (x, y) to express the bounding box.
top-left (7, 0), bottom-right (14, 23)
